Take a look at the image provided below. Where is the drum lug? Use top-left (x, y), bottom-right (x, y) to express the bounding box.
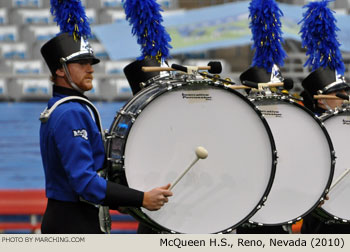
top-left (105, 132), bottom-right (125, 139)
top-left (118, 111), bottom-right (137, 123)
top-left (104, 132), bottom-right (114, 139)
top-left (118, 110), bottom-right (136, 117)
top-left (226, 228), bottom-right (233, 233)
top-left (107, 158), bottom-right (123, 164)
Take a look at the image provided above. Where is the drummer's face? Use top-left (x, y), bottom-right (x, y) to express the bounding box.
top-left (319, 90), bottom-right (348, 110)
top-left (67, 60), bottom-right (95, 91)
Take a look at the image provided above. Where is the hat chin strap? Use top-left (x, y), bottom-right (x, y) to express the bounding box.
top-left (60, 59), bottom-right (85, 94)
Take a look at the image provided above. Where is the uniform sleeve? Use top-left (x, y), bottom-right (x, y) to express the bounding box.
top-left (104, 181), bottom-right (144, 209)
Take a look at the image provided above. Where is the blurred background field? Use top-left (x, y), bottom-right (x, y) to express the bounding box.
top-left (0, 101), bottom-right (125, 189)
top-left (1, 0), bottom-right (350, 234)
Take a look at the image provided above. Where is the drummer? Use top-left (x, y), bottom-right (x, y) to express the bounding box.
top-left (235, 0), bottom-right (290, 234)
top-left (298, 0), bottom-right (350, 234)
top-left (300, 67), bottom-right (350, 234)
top-left (39, 2), bottom-right (173, 233)
top-left (235, 65), bottom-right (290, 235)
top-left (300, 67), bottom-right (350, 115)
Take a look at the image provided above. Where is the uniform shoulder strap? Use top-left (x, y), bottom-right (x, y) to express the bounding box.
top-left (39, 96), bottom-right (104, 139)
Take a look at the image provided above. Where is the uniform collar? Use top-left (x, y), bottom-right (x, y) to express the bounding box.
top-left (53, 85), bottom-right (89, 99)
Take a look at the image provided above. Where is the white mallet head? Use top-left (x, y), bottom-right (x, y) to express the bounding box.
top-left (195, 146), bottom-right (208, 159)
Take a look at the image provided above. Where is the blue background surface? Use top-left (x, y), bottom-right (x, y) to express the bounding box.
top-left (0, 102), bottom-right (125, 189)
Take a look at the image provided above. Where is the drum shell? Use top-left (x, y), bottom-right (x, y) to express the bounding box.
top-left (106, 78), bottom-right (277, 233)
top-left (317, 108), bottom-right (350, 224)
top-left (247, 95), bottom-right (335, 225)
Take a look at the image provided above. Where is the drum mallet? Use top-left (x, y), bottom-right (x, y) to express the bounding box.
top-left (313, 95), bottom-right (343, 100)
top-left (314, 93), bottom-right (350, 101)
top-left (142, 65), bottom-right (211, 73)
top-left (241, 79), bottom-right (294, 91)
top-left (169, 146), bottom-right (208, 190)
top-left (329, 168), bottom-right (350, 192)
top-left (142, 62), bottom-right (222, 75)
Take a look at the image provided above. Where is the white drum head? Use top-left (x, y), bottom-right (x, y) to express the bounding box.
top-left (250, 99), bottom-right (333, 225)
top-left (322, 112), bottom-right (350, 221)
top-left (124, 85), bottom-right (275, 233)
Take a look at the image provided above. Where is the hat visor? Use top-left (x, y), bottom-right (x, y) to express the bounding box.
top-left (324, 82), bottom-right (350, 94)
top-left (67, 53), bottom-right (100, 65)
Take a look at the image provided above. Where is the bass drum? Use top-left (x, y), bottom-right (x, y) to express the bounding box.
top-left (106, 77), bottom-right (277, 234)
top-left (318, 108), bottom-right (350, 223)
top-left (248, 95), bottom-right (335, 225)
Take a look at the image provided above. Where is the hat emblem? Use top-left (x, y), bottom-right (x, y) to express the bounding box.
top-left (271, 64), bottom-right (283, 83)
top-left (80, 37), bottom-right (93, 55)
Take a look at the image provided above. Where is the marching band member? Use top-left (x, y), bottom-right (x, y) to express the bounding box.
top-left (39, 0), bottom-right (172, 234)
top-left (236, 0), bottom-right (289, 234)
top-left (299, 0), bottom-right (350, 234)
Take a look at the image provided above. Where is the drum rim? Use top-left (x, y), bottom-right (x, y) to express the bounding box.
top-left (319, 106), bottom-right (350, 121)
top-left (318, 108), bottom-right (350, 223)
top-left (247, 95), bottom-right (336, 226)
top-left (106, 79), bottom-right (278, 233)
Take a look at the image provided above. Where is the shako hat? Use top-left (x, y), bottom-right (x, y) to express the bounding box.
top-left (41, 33), bottom-right (100, 76)
top-left (41, 0), bottom-right (99, 76)
top-left (240, 65), bottom-right (284, 84)
top-left (239, 0), bottom-right (287, 85)
top-left (122, 0), bottom-right (172, 95)
top-left (123, 58), bottom-right (160, 95)
top-left (302, 67), bottom-right (350, 96)
top-left (300, 0), bottom-right (348, 96)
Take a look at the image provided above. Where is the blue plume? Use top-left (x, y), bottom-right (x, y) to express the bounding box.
top-left (123, 0), bottom-right (172, 62)
top-left (299, 0), bottom-right (345, 75)
top-left (50, 0), bottom-right (92, 40)
top-left (249, 0), bottom-right (287, 72)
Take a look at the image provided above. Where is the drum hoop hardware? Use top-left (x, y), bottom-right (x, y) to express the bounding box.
top-left (104, 132), bottom-right (125, 139)
top-left (117, 110), bottom-right (137, 122)
top-left (107, 157), bottom-right (124, 164)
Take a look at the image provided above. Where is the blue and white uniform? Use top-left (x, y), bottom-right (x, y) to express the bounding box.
top-left (40, 87), bottom-right (106, 204)
top-left (40, 86), bottom-right (143, 233)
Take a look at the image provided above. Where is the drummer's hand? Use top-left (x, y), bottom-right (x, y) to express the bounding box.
top-left (143, 183), bottom-right (173, 211)
top-left (318, 195), bottom-right (329, 207)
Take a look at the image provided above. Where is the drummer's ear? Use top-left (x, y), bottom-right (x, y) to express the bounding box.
top-left (55, 68), bottom-right (65, 77)
top-left (316, 98), bottom-right (328, 110)
top-left (316, 99), bottom-right (324, 107)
